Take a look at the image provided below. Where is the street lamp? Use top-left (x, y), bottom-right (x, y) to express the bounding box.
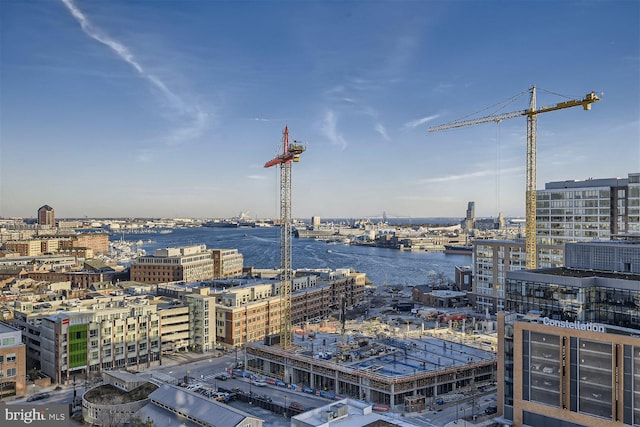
top-left (284, 395), bottom-right (287, 418)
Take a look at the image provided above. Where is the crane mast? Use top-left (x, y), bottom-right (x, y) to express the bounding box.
top-left (429, 86), bottom-right (599, 269)
top-left (264, 126), bottom-right (305, 348)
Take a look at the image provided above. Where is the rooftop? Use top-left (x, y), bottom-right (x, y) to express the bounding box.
top-left (147, 384), bottom-right (259, 427)
top-left (292, 398), bottom-right (415, 427)
top-left (254, 329), bottom-right (495, 380)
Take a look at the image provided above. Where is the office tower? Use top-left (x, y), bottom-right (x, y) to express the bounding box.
top-left (37, 205), bottom-right (55, 226)
top-left (497, 240), bottom-right (640, 427)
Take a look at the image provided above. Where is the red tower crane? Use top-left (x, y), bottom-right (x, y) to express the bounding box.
top-left (264, 126), bottom-right (305, 348)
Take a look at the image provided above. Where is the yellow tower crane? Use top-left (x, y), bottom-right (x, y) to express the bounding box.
top-left (429, 86), bottom-right (599, 269)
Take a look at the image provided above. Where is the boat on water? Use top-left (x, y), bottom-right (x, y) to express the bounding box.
top-left (443, 244), bottom-right (473, 255)
top-left (202, 220), bottom-right (239, 228)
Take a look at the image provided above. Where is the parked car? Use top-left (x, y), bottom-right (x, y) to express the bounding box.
top-left (253, 380), bottom-right (267, 387)
top-left (319, 390), bottom-right (335, 399)
top-left (302, 386), bottom-right (315, 394)
top-left (288, 401), bottom-right (305, 412)
top-left (27, 393), bottom-right (50, 402)
top-left (485, 405), bottom-right (498, 415)
top-left (275, 380), bottom-right (287, 387)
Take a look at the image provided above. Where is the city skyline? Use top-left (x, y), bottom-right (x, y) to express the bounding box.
top-left (1, 0), bottom-right (638, 219)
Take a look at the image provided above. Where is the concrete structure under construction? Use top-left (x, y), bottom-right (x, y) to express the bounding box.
top-left (246, 331), bottom-right (496, 411)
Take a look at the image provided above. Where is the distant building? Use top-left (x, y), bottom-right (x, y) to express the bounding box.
top-left (37, 205), bottom-right (55, 227)
top-left (211, 248), bottom-right (243, 279)
top-left (312, 216), bottom-right (321, 228)
top-left (454, 265), bottom-right (473, 292)
top-left (462, 201), bottom-right (475, 232)
top-left (130, 245), bottom-right (214, 284)
top-left (73, 233), bottom-right (109, 255)
top-left (3, 240), bottom-right (42, 257)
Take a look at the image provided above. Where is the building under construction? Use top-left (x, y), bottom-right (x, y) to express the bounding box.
top-left (246, 330), bottom-right (496, 411)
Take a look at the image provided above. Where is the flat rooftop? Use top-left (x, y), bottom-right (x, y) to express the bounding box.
top-left (256, 329), bottom-right (495, 379)
top-left (528, 267), bottom-right (640, 281)
top-left (0, 322), bottom-right (19, 334)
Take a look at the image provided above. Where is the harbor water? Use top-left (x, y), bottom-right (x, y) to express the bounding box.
top-left (119, 227), bottom-right (472, 287)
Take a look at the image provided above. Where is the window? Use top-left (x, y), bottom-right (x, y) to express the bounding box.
top-left (7, 368), bottom-right (16, 377)
top-left (6, 353), bottom-right (16, 363)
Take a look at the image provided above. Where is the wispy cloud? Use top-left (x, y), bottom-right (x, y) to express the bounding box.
top-left (433, 83), bottom-right (455, 93)
top-left (374, 123), bottom-right (390, 141)
top-left (60, 0), bottom-right (209, 148)
top-left (404, 114), bottom-right (440, 129)
top-left (247, 175), bottom-right (266, 180)
top-left (321, 110), bottom-right (347, 150)
top-left (421, 167), bottom-right (521, 184)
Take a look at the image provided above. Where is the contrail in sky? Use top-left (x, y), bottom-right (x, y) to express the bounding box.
top-left (60, 0), bottom-right (207, 145)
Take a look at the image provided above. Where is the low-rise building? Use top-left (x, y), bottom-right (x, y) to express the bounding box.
top-left (211, 248), bottom-right (243, 279)
top-left (13, 296), bottom-right (161, 384)
top-left (0, 322), bottom-right (27, 398)
top-left (156, 300), bottom-right (190, 354)
top-left (130, 245), bottom-right (214, 284)
top-left (135, 384), bottom-right (263, 427)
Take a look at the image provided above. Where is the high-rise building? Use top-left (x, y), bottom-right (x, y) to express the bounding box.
top-left (462, 201), bottom-right (475, 232)
top-left (37, 205), bottom-right (55, 226)
top-left (473, 172), bottom-right (640, 313)
top-left (497, 240), bottom-right (640, 427)
top-left (473, 240), bottom-right (562, 314)
top-left (536, 172), bottom-right (640, 265)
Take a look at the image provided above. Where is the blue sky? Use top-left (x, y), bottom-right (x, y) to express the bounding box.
top-left (1, 0), bottom-right (638, 220)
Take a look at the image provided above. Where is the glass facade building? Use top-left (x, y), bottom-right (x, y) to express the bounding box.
top-left (536, 172), bottom-right (640, 266)
top-left (498, 240), bottom-right (640, 427)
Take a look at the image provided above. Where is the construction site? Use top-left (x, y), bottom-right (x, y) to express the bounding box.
top-left (246, 326), bottom-right (496, 411)
top-left (249, 88), bottom-right (600, 414)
